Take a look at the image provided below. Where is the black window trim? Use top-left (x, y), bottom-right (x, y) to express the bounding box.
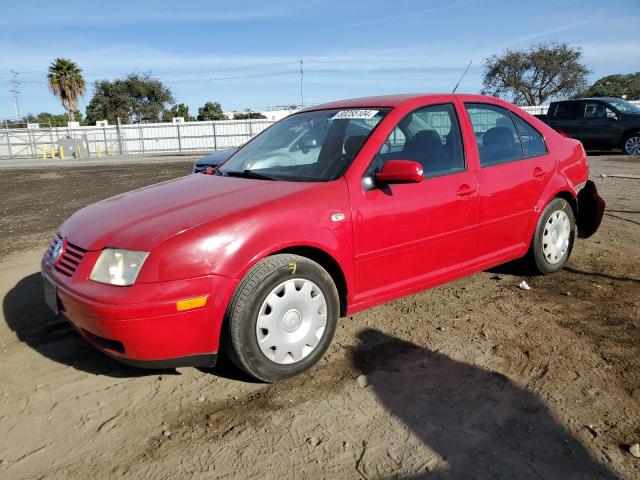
top-left (363, 101), bottom-right (467, 183)
top-left (464, 102), bottom-right (548, 169)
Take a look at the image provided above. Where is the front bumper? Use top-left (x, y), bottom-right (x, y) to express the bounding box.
top-left (41, 259), bottom-right (234, 368)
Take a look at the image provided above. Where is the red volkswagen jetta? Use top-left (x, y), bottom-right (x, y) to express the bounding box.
top-left (42, 94), bottom-right (604, 382)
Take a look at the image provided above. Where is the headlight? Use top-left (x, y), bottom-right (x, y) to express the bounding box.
top-left (89, 249), bottom-right (149, 286)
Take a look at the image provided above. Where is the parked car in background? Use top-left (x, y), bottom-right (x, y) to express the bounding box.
top-left (42, 93), bottom-right (604, 382)
top-left (192, 148), bottom-right (238, 173)
top-left (542, 97), bottom-right (640, 155)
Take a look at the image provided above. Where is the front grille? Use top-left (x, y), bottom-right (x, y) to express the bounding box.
top-left (46, 234), bottom-right (87, 277)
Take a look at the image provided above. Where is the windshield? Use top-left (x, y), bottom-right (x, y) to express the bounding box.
top-left (606, 99), bottom-right (640, 114)
top-left (218, 108), bottom-right (389, 182)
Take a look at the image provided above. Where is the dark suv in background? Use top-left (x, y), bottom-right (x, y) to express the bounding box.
top-left (543, 97), bottom-right (640, 155)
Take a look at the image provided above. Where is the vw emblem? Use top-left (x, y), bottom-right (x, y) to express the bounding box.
top-left (52, 238), bottom-right (65, 264)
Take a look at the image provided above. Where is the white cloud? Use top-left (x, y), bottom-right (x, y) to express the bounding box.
top-left (348, 0), bottom-right (479, 28)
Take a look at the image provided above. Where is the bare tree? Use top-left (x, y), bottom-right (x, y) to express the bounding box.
top-left (482, 43), bottom-right (590, 106)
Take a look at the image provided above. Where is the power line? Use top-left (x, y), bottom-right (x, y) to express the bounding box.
top-left (163, 69), bottom-right (296, 84)
top-left (9, 70), bottom-right (21, 121)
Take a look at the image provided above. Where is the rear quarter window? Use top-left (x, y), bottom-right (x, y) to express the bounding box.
top-left (511, 114), bottom-right (547, 158)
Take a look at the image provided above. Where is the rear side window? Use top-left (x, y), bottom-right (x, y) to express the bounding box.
top-left (465, 103), bottom-right (523, 167)
top-left (511, 114), bottom-right (547, 158)
top-left (553, 101), bottom-right (582, 120)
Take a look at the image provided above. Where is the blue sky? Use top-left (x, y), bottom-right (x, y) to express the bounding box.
top-left (1, 0), bottom-right (639, 119)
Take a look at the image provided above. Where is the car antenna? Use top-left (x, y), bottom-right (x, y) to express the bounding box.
top-left (452, 60), bottom-right (472, 93)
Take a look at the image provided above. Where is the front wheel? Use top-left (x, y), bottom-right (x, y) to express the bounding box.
top-left (622, 132), bottom-right (640, 155)
top-left (528, 198), bottom-right (576, 274)
top-left (223, 254), bottom-right (339, 382)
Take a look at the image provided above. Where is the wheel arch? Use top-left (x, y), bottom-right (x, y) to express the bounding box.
top-left (526, 186), bottom-right (577, 250)
top-left (273, 245), bottom-right (349, 317)
top-left (621, 129), bottom-right (640, 151)
top-left (553, 189), bottom-right (578, 217)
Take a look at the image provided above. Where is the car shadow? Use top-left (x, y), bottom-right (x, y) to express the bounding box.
top-left (3, 273), bottom-right (177, 378)
top-left (350, 328), bottom-right (616, 479)
top-left (485, 256), bottom-right (537, 277)
top-left (197, 352), bottom-right (262, 384)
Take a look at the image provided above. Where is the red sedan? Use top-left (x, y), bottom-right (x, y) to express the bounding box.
top-left (41, 94), bottom-right (604, 382)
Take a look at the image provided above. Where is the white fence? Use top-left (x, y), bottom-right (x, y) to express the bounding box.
top-left (0, 119), bottom-right (274, 159)
top-left (2, 100), bottom-right (639, 159)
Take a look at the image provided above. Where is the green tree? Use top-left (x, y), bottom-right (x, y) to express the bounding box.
top-left (162, 103), bottom-right (193, 122)
top-left (482, 43), bottom-right (590, 105)
top-left (85, 73), bottom-right (174, 125)
top-left (232, 112), bottom-right (267, 120)
top-left (197, 101), bottom-right (227, 121)
top-left (582, 72), bottom-right (640, 100)
top-left (47, 58), bottom-right (86, 122)
top-left (25, 111), bottom-right (84, 127)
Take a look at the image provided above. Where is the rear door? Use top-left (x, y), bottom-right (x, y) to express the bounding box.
top-left (464, 103), bottom-right (555, 264)
top-left (547, 101), bottom-right (587, 142)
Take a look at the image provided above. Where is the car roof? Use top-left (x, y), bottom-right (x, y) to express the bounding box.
top-left (556, 97), bottom-right (624, 102)
top-left (303, 93), bottom-right (503, 111)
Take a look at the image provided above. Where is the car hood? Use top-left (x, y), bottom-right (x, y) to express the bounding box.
top-left (59, 174), bottom-right (316, 251)
top-left (195, 148), bottom-right (237, 166)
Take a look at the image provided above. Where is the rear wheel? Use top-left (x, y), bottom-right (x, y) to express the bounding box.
top-left (223, 254), bottom-right (339, 382)
top-left (622, 132), bottom-right (640, 155)
top-left (529, 198), bottom-right (575, 274)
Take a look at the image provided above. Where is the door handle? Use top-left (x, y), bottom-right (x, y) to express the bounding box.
top-left (533, 167), bottom-right (546, 178)
top-left (456, 184), bottom-right (475, 197)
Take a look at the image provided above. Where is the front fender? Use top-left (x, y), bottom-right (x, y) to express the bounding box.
top-left (137, 178), bottom-right (354, 288)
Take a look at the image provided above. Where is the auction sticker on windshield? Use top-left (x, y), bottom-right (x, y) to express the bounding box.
top-left (331, 110), bottom-right (379, 120)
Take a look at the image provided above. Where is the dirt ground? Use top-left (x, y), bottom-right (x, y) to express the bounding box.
top-left (0, 155), bottom-right (638, 479)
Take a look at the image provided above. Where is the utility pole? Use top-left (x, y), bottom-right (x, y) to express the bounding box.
top-left (9, 70), bottom-right (22, 122)
top-left (299, 60), bottom-right (304, 109)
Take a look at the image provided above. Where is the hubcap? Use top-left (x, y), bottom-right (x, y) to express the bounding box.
top-left (542, 210), bottom-right (571, 264)
top-left (256, 279), bottom-right (327, 365)
top-left (625, 136), bottom-right (640, 155)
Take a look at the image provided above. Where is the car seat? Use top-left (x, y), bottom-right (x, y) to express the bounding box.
top-left (481, 126), bottom-right (520, 165)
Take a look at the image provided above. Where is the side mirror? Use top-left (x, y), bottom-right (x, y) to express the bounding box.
top-left (607, 111), bottom-right (618, 120)
top-left (375, 160), bottom-right (424, 184)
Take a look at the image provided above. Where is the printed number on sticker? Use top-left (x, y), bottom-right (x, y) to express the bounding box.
top-left (331, 110), bottom-right (379, 120)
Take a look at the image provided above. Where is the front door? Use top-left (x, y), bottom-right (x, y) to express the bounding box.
top-left (349, 103), bottom-right (479, 304)
top-left (582, 101), bottom-right (619, 147)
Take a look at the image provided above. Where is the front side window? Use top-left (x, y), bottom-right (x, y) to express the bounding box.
top-left (218, 108), bottom-right (389, 182)
top-left (605, 99), bottom-right (640, 114)
top-left (369, 103), bottom-right (465, 178)
top-left (584, 101), bottom-right (614, 119)
top-left (465, 103), bottom-right (523, 167)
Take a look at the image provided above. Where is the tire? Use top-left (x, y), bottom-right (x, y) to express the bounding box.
top-left (622, 132), bottom-right (640, 155)
top-left (528, 197), bottom-right (576, 274)
top-left (223, 254), bottom-right (339, 382)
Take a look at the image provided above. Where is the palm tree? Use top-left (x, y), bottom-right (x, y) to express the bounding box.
top-left (47, 58), bottom-right (86, 122)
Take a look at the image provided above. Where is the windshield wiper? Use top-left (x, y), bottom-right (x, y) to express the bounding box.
top-left (221, 169), bottom-right (277, 181)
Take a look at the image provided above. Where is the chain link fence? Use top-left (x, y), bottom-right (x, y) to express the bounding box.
top-left (0, 119), bottom-right (275, 159)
